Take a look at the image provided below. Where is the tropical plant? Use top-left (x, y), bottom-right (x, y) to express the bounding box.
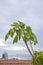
top-left (5, 21), bottom-right (38, 65)
top-left (32, 51), bottom-right (43, 65)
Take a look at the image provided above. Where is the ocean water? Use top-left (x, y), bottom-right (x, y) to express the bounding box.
top-left (8, 54), bottom-right (32, 60)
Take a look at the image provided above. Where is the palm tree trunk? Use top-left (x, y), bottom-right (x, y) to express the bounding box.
top-left (25, 42), bottom-right (33, 57)
top-left (30, 41), bottom-right (34, 54)
top-left (25, 42), bottom-right (39, 65)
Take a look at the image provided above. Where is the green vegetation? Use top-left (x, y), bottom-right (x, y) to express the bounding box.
top-left (32, 51), bottom-right (43, 65)
top-left (5, 21), bottom-right (38, 56)
top-left (5, 21), bottom-right (43, 65)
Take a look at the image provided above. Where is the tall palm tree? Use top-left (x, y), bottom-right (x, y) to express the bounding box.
top-left (5, 21), bottom-right (38, 65)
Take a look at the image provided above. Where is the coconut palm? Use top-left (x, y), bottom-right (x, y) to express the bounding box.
top-left (5, 21), bottom-right (38, 65)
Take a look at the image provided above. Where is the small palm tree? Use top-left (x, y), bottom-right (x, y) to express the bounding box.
top-left (5, 21), bottom-right (38, 65)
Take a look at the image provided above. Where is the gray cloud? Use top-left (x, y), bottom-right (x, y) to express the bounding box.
top-left (0, 0), bottom-right (43, 34)
top-left (0, 0), bottom-right (43, 55)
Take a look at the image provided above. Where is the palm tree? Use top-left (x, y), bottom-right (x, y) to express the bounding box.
top-left (5, 21), bottom-right (38, 65)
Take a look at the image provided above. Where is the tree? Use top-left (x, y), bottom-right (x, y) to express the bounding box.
top-left (32, 51), bottom-right (43, 65)
top-left (5, 21), bottom-right (38, 65)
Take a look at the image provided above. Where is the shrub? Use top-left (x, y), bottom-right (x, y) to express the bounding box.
top-left (32, 51), bottom-right (43, 65)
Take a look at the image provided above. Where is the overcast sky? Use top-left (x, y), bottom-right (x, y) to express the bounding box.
top-left (0, 0), bottom-right (43, 59)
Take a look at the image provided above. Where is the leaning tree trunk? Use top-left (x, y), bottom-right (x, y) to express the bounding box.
top-left (25, 42), bottom-right (33, 57)
top-left (30, 41), bottom-right (34, 54)
top-left (25, 42), bottom-right (39, 65)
